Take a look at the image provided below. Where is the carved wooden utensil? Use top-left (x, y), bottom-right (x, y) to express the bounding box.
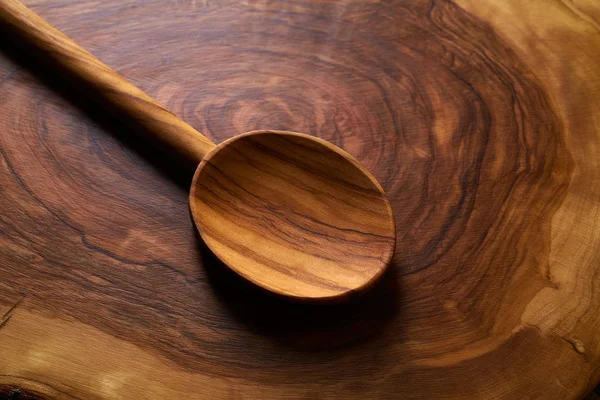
top-left (0, 0), bottom-right (396, 302)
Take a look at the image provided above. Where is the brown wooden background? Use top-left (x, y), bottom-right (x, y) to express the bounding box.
top-left (2, 0), bottom-right (600, 398)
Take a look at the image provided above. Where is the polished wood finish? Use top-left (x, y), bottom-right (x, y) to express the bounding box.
top-left (190, 130), bottom-right (395, 301)
top-left (1, 0), bottom-right (600, 398)
top-left (0, 0), bottom-right (395, 301)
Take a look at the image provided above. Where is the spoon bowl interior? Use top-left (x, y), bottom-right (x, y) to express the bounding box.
top-left (189, 130), bottom-right (396, 302)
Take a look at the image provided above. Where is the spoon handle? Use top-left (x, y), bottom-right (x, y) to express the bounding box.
top-left (0, 0), bottom-right (216, 164)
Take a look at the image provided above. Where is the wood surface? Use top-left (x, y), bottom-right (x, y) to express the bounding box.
top-left (0, 0), bottom-right (396, 302)
top-left (1, 0), bottom-right (600, 398)
top-left (190, 130), bottom-right (395, 301)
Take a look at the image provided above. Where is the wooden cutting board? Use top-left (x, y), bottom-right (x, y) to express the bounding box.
top-left (1, 0), bottom-right (600, 398)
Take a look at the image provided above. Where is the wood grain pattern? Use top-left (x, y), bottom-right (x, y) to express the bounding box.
top-left (190, 130), bottom-right (395, 301)
top-left (1, 0), bottom-right (600, 398)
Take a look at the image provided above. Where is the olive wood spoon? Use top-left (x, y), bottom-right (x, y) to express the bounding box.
top-left (0, 0), bottom-right (396, 302)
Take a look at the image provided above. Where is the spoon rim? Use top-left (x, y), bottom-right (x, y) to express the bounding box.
top-left (189, 130), bottom-right (396, 303)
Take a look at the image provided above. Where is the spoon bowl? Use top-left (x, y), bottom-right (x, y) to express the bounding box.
top-left (190, 130), bottom-right (396, 302)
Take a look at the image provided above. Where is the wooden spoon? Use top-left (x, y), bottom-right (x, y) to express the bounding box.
top-left (0, 0), bottom-right (396, 302)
